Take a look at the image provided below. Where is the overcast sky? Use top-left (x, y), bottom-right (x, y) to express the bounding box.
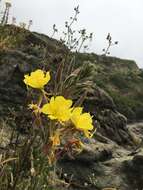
top-left (3, 0), bottom-right (143, 68)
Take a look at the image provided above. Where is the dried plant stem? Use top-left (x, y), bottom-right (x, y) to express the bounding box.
top-left (10, 132), bottom-right (38, 190)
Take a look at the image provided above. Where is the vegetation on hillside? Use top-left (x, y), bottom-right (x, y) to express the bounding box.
top-left (75, 53), bottom-right (143, 122)
top-left (0, 3), bottom-right (143, 190)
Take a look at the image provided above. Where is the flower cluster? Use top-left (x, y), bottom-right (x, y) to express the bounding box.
top-left (41, 96), bottom-right (94, 137)
top-left (24, 69), bottom-right (95, 164)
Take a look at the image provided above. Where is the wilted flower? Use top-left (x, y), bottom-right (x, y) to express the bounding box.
top-left (24, 69), bottom-right (50, 89)
top-left (71, 107), bottom-right (94, 138)
top-left (41, 96), bottom-right (72, 122)
top-left (30, 167), bottom-right (36, 176)
top-left (50, 132), bottom-right (60, 146)
top-left (28, 104), bottom-right (40, 113)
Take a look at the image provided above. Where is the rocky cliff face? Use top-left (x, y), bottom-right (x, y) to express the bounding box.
top-left (76, 53), bottom-right (143, 122)
top-left (0, 25), bottom-right (143, 190)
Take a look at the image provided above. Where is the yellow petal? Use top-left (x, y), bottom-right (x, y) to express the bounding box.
top-left (41, 104), bottom-right (51, 114)
top-left (72, 107), bottom-right (83, 116)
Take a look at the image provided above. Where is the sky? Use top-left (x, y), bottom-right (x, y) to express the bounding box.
top-left (1, 0), bottom-right (143, 68)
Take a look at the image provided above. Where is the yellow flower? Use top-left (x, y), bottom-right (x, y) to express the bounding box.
top-left (41, 96), bottom-right (72, 122)
top-left (71, 107), bottom-right (94, 138)
top-left (24, 69), bottom-right (50, 89)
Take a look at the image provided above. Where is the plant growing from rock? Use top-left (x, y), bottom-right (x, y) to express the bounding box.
top-left (0, 67), bottom-right (96, 190)
top-left (23, 68), bottom-right (96, 167)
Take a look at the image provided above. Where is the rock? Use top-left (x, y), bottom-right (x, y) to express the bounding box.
top-left (58, 140), bottom-right (143, 190)
top-left (84, 86), bottom-right (116, 112)
top-left (123, 154), bottom-right (143, 190)
top-left (84, 87), bottom-right (134, 146)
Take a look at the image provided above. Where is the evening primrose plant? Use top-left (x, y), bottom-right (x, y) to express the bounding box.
top-left (0, 7), bottom-right (96, 190)
top-left (23, 69), bottom-right (95, 165)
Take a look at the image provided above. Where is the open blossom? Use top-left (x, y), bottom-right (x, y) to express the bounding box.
top-left (24, 69), bottom-right (50, 89)
top-left (71, 107), bottom-right (94, 138)
top-left (41, 96), bottom-right (72, 122)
